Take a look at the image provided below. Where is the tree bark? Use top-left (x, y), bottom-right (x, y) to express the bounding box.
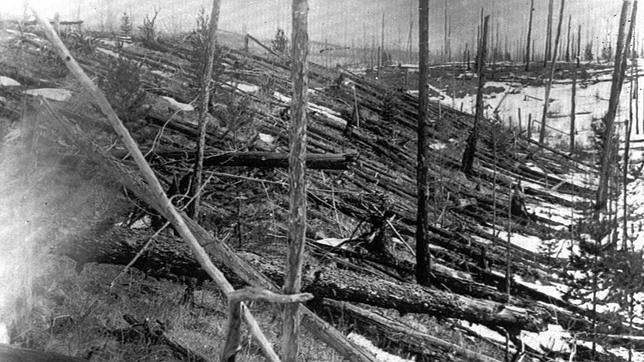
top-left (565, 15), bottom-right (572, 62)
top-left (56, 225), bottom-right (545, 333)
top-left (283, 0), bottom-right (309, 360)
top-left (538, 0), bottom-right (566, 145)
top-left (191, 0), bottom-right (221, 219)
top-left (596, 0), bottom-right (635, 214)
top-left (461, 15), bottom-right (489, 174)
top-left (544, 0), bottom-right (554, 67)
top-left (416, 0), bottom-right (431, 286)
top-left (525, 0), bottom-right (534, 71)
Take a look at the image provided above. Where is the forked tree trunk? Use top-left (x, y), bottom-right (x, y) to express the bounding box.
top-left (191, 0), bottom-right (221, 219)
top-left (416, 0), bottom-right (432, 286)
top-left (282, 0), bottom-right (310, 360)
top-left (539, 0), bottom-right (566, 145)
top-left (596, 0), bottom-right (636, 214)
top-left (461, 15), bottom-right (489, 174)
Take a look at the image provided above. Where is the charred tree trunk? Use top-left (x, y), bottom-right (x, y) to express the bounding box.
top-left (282, 0), bottom-right (310, 359)
top-left (539, 0), bottom-right (566, 145)
top-left (525, 0), bottom-right (534, 71)
top-left (565, 15), bottom-right (572, 62)
top-left (461, 15), bottom-right (489, 174)
top-left (416, 0), bottom-right (432, 286)
top-left (190, 0), bottom-right (221, 218)
top-left (188, 0), bottom-right (220, 219)
top-left (597, 0), bottom-right (636, 214)
top-left (544, 0), bottom-right (554, 67)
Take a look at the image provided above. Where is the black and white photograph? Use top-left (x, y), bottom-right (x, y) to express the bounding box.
top-left (0, 0), bottom-right (643, 361)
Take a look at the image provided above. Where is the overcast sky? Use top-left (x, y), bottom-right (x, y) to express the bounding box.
top-left (4, 0), bottom-right (638, 56)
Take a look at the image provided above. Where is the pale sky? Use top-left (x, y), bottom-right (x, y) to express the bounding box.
top-left (3, 0), bottom-right (639, 56)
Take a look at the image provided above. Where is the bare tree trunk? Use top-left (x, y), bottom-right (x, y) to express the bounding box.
top-left (565, 15), bottom-right (572, 62)
top-left (461, 15), bottom-right (489, 174)
top-left (416, 0), bottom-right (431, 286)
top-left (281, 0), bottom-right (310, 360)
top-left (623, 36), bottom-right (637, 250)
top-left (539, 0), bottom-right (566, 145)
top-left (190, 0), bottom-right (221, 219)
top-left (570, 26), bottom-right (579, 153)
top-left (596, 0), bottom-right (636, 214)
top-left (544, 0), bottom-right (554, 67)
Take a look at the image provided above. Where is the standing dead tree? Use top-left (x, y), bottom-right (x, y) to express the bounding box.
top-left (525, 0), bottom-right (534, 71)
top-left (30, 7), bottom-right (282, 361)
top-left (544, 0), bottom-right (554, 66)
top-left (565, 15), bottom-right (572, 62)
top-left (596, 0), bottom-right (637, 214)
top-left (461, 15), bottom-right (490, 174)
top-left (570, 24), bottom-right (582, 153)
top-left (538, 0), bottom-right (566, 145)
top-left (282, 0), bottom-right (310, 360)
top-left (416, 0), bottom-right (431, 286)
top-left (191, 0), bottom-right (220, 219)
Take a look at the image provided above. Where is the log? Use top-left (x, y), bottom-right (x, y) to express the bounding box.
top-left (56, 224), bottom-right (545, 333)
top-left (153, 150), bottom-right (356, 170)
top-left (319, 299), bottom-right (502, 362)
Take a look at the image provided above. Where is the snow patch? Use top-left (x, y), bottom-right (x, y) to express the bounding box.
top-left (347, 333), bottom-right (414, 362)
top-left (23, 88), bottom-right (72, 102)
top-left (258, 133), bottom-right (276, 144)
top-left (0, 76), bottom-right (20, 87)
top-left (521, 324), bottom-right (572, 354)
top-left (161, 96), bottom-right (194, 112)
top-left (314, 238), bottom-right (348, 248)
top-left (0, 322), bottom-right (8, 344)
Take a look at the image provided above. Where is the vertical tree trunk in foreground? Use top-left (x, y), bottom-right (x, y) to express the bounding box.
top-left (191, 0), bottom-right (221, 219)
top-left (416, 0), bottom-right (431, 286)
top-left (565, 15), bottom-right (572, 62)
top-left (461, 15), bottom-right (489, 174)
top-left (525, 0), bottom-right (534, 71)
top-left (596, 0), bottom-right (635, 214)
top-left (282, 0), bottom-right (309, 360)
top-left (539, 0), bottom-right (566, 145)
top-left (544, 0), bottom-right (554, 67)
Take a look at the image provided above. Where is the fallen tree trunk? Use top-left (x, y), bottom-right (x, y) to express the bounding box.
top-left (56, 223), bottom-right (544, 332)
top-left (318, 299), bottom-right (503, 362)
top-left (112, 149), bottom-right (358, 170)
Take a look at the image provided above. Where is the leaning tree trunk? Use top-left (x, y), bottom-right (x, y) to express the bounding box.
top-left (461, 15), bottom-right (489, 174)
top-left (596, 0), bottom-right (635, 214)
top-left (416, 0), bottom-right (431, 286)
top-left (282, 0), bottom-right (310, 360)
top-left (191, 0), bottom-right (221, 219)
top-left (539, 0), bottom-right (566, 145)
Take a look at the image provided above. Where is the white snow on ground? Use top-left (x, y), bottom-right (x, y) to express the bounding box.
top-left (23, 88), bottom-right (72, 102)
top-left (514, 275), bottom-right (566, 300)
top-left (423, 62), bottom-right (644, 148)
top-left (0, 76), bottom-right (20, 87)
top-left (347, 333), bottom-right (415, 362)
top-left (226, 81), bottom-right (260, 93)
top-left (258, 133), bottom-right (276, 144)
top-left (314, 237), bottom-right (348, 248)
top-left (458, 321), bottom-right (506, 344)
top-left (609, 347), bottom-right (644, 362)
top-left (521, 324), bottom-right (572, 354)
top-left (160, 96), bottom-right (194, 112)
